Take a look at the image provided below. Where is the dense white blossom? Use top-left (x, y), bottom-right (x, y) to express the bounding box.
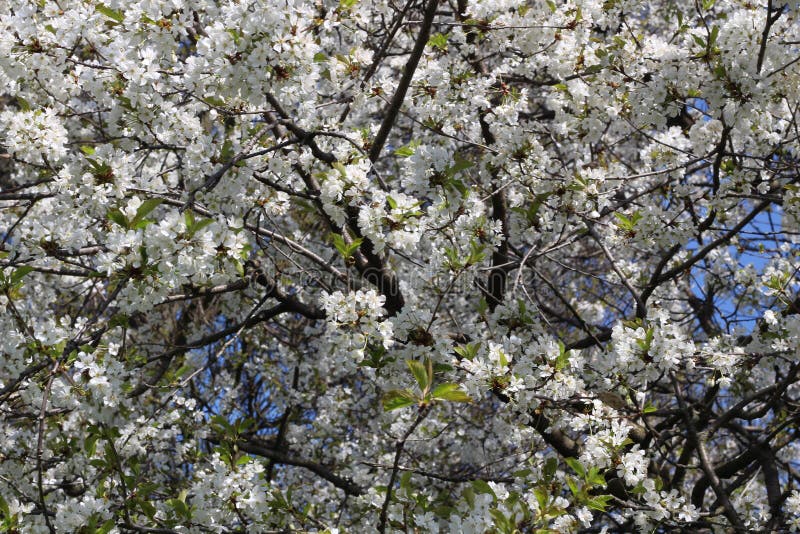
top-left (0, 0), bottom-right (799, 531)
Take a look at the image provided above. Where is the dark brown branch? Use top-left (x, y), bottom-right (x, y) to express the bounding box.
top-left (756, 0), bottom-right (782, 75)
top-left (219, 437), bottom-right (364, 496)
top-left (672, 373), bottom-right (746, 532)
top-left (155, 279), bottom-right (250, 306)
top-left (654, 198), bottom-right (772, 286)
top-left (368, 0), bottom-right (439, 162)
top-left (134, 301), bottom-right (291, 397)
top-left (378, 408), bottom-right (428, 533)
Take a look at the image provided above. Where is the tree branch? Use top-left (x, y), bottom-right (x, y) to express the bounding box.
top-left (368, 0), bottom-right (439, 162)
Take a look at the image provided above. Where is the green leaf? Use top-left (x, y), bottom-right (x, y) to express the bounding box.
top-left (472, 479), bottom-right (496, 497)
top-left (382, 389), bottom-right (418, 411)
top-left (425, 356), bottom-right (433, 387)
top-left (107, 209), bottom-right (128, 229)
top-left (225, 28), bottom-right (242, 45)
top-left (449, 178), bottom-right (468, 196)
top-left (132, 198), bottom-right (163, 225)
top-left (359, 343), bottom-right (395, 369)
top-left (191, 217), bottom-right (215, 236)
top-left (86, 158), bottom-right (104, 172)
top-left (444, 247), bottom-right (462, 269)
top-left (175, 364), bottom-right (192, 378)
top-left (500, 346), bottom-right (513, 368)
top-left (614, 210), bottom-right (642, 233)
top-left (427, 33), bottom-right (449, 51)
top-left (586, 494), bottom-right (613, 511)
top-left (393, 141), bottom-right (419, 157)
top-left (80, 145), bottom-right (96, 156)
top-left (587, 467), bottom-right (606, 487)
top-left (10, 266), bottom-right (34, 285)
top-left (16, 96), bottom-right (31, 112)
top-left (489, 509), bottom-right (513, 531)
top-left (395, 472), bottom-right (413, 498)
top-left (565, 457), bottom-right (585, 479)
top-left (85, 434), bottom-right (99, 457)
top-left (184, 210), bottom-right (195, 229)
top-left (407, 358), bottom-right (431, 391)
top-left (330, 232), bottom-right (363, 260)
top-left (98, 519), bottom-right (116, 534)
top-left (386, 196), bottom-right (398, 210)
top-left (533, 487), bottom-right (549, 510)
top-left (330, 232), bottom-right (347, 254)
top-left (453, 342), bottom-right (480, 361)
top-left (462, 487), bottom-right (475, 507)
top-left (205, 96), bottom-right (226, 108)
top-left (709, 26), bottom-right (719, 48)
top-left (566, 476), bottom-right (580, 497)
top-left (446, 155), bottom-right (473, 176)
top-left (466, 239), bottom-right (486, 265)
top-left (432, 362), bottom-right (454, 373)
top-left (132, 219), bottom-right (152, 231)
top-left (139, 499), bottom-right (157, 519)
top-left (0, 493), bottom-right (10, 517)
top-left (345, 238), bottom-right (363, 258)
top-left (635, 327), bottom-right (654, 352)
top-left (96, 4), bottom-right (124, 23)
top-left (476, 297), bottom-right (488, 316)
top-left (431, 383), bottom-right (472, 403)
top-left (220, 139), bottom-right (235, 163)
top-left (643, 403), bottom-right (658, 414)
top-left (614, 212), bottom-right (632, 229)
top-left (185, 211), bottom-right (215, 238)
top-left (554, 340), bottom-right (571, 371)
top-left (543, 457), bottom-right (559, 481)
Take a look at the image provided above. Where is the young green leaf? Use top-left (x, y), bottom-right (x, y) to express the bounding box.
top-left (382, 389), bottom-right (418, 411)
top-left (453, 342), bottom-right (480, 361)
top-left (565, 457), bottom-right (586, 479)
top-left (330, 232), bottom-right (363, 260)
top-left (96, 4), bottom-right (124, 23)
top-left (9, 266), bottom-right (34, 285)
top-left (472, 479), bottom-right (496, 497)
top-left (431, 383), bottom-right (472, 403)
top-left (132, 198), bottom-right (163, 225)
top-left (586, 494), bottom-right (613, 511)
top-left (184, 210), bottom-right (195, 229)
top-left (427, 33), bottom-right (449, 51)
top-left (407, 359), bottom-right (431, 392)
top-left (393, 141), bottom-right (419, 157)
top-left (543, 457), bottom-right (559, 480)
top-left (446, 155), bottom-right (473, 176)
top-left (107, 209), bottom-right (128, 229)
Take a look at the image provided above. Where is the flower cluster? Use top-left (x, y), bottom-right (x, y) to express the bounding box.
top-left (1, 0), bottom-right (799, 531)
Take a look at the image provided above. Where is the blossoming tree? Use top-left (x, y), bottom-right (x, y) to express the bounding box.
top-left (1, 0), bottom-right (800, 532)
